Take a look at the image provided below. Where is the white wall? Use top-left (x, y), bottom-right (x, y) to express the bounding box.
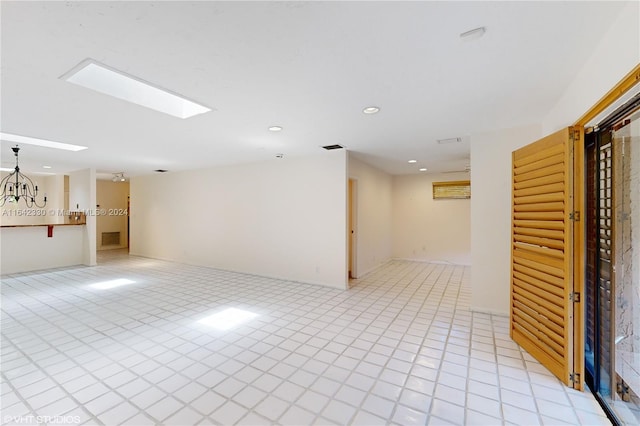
top-left (96, 180), bottom-right (129, 250)
top-left (48, 174), bottom-right (66, 224)
top-left (470, 2), bottom-right (639, 316)
top-left (393, 172), bottom-right (471, 265)
top-left (1, 226), bottom-right (84, 274)
top-left (470, 124), bottom-right (542, 315)
top-left (69, 168), bottom-right (97, 266)
top-left (0, 173), bottom-right (61, 225)
top-left (131, 151), bottom-right (348, 288)
top-left (542, 1), bottom-right (640, 134)
top-left (0, 171), bottom-right (88, 275)
top-left (348, 155), bottom-right (393, 277)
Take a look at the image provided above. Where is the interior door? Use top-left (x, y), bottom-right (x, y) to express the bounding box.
top-left (511, 126), bottom-right (583, 388)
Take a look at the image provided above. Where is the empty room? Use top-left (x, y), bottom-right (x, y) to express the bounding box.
top-left (1, 1), bottom-right (639, 426)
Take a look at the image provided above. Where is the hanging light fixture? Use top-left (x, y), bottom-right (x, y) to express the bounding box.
top-left (0, 145), bottom-right (47, 207)
top-left (112, 172), bottom-right (127, 182)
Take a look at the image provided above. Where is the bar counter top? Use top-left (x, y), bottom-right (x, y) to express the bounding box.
top-left (1, 223), bottom-right (86, 228)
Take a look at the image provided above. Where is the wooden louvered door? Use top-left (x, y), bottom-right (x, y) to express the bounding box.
top-left (511, 126), bottom-right (583, 388)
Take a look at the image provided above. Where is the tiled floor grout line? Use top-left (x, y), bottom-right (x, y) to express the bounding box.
top-left (279, 262), bottom-right (443, 425)
top-left (3, 268), bottom-right (200, 424)
top-left (302, 265), bottom-right (430, 420)
top-left (351, 263), bottom-right (446, 424)
top-left (1, 254), bottom-right (612, 426)
top-left (0, 329), bottom-right (105, 425)
top-left (487, 308), bottom-right (504, 426)
top-left (3, 282), bottom-right (165, 424)
top-left (513, 329), bottom-right (544, 426)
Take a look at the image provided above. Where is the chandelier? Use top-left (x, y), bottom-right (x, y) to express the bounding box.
top-left (0, 145), bottom-right (47, 208)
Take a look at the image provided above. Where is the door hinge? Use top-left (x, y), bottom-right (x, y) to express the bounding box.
top-left (571, 127), bottom-right (581, 142)
top-left (570, 292), bottom-right (581, 303)
top-left (570, 372), bottom-right (581, 386)
top-left (569, 211), bottom-right (580, 222)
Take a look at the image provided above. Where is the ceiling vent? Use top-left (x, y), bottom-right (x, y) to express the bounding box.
top-left (322, 144), bottom-right (344, 150)
top-left (437, 137), bottom-right (462, 144)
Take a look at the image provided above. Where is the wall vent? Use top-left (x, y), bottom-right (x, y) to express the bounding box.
top-left (322, 144), bottom-right (344, 150)
top-left (102, 232), bottom-right (120, 246)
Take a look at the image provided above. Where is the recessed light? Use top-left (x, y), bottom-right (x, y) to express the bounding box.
top-left (268, 126), bottom-right (283, 132)
top-left (362, 106), bottom-right (380, 114)
top-left (61, 58), bottom-right (211, 119)
top-left (460, 27), bottom-right (486, 41)
top-left (0, 132), bottom-right (88, 151)
top-left (42, 165), bottom-right (52, 169)
top-left (419, 168), bottom-right (427, 172)
top-left (408, 160), bottom-right (417, 164)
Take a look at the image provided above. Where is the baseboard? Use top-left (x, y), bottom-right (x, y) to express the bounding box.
top-left (127, 252), bottom-right (349, 290)
top-left (353, 258), bottom-right (392, 279)
top-left (392, 257), bottom-right (471, 266)
top-left (98, 245), bottom-right (128, 251)
top-left (470, 306), bottom-right (509, 317)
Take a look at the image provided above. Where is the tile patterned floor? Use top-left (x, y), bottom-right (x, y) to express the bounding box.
top-left (1, 253), bottom-right (610, 425)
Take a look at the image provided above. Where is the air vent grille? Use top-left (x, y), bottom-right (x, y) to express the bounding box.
top-left (102, 232), bottom-right (120, 246)
top-left (322, 144), bottom-right (344, 150)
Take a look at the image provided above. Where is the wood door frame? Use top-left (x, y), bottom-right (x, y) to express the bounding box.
top-left (575, 64), bottom-right (640, 127)
top-left (348, 178), bottom-right (358, 281)
top-left (508, 65), bottom-right (638, 391)
top-left (570, 62), bottom-right (640, 390)
top-left (572, 129), bottom-right (585, 390)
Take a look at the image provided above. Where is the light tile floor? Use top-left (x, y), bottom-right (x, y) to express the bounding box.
top-left (1, 253), bottom-right (611, 425)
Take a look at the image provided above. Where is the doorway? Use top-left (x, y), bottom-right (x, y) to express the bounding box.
top-left (585, 93), bottom-right (640, 425)
top-left (348, 178), bottom-right (357, 280)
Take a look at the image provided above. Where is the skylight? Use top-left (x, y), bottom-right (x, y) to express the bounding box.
top-left (0, 132), bottom-right (88, 151)
top-left (61, 59), bottom-right (211, 119)
top-left (197, 308), bottom-right (259, 331)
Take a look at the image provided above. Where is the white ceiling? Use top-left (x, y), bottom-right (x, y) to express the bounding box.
top-left (0, 1), bottom-right (629, 177)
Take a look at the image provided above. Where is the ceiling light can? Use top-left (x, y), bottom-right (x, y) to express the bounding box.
top-left (362, 106), bottom-right (380, 114)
